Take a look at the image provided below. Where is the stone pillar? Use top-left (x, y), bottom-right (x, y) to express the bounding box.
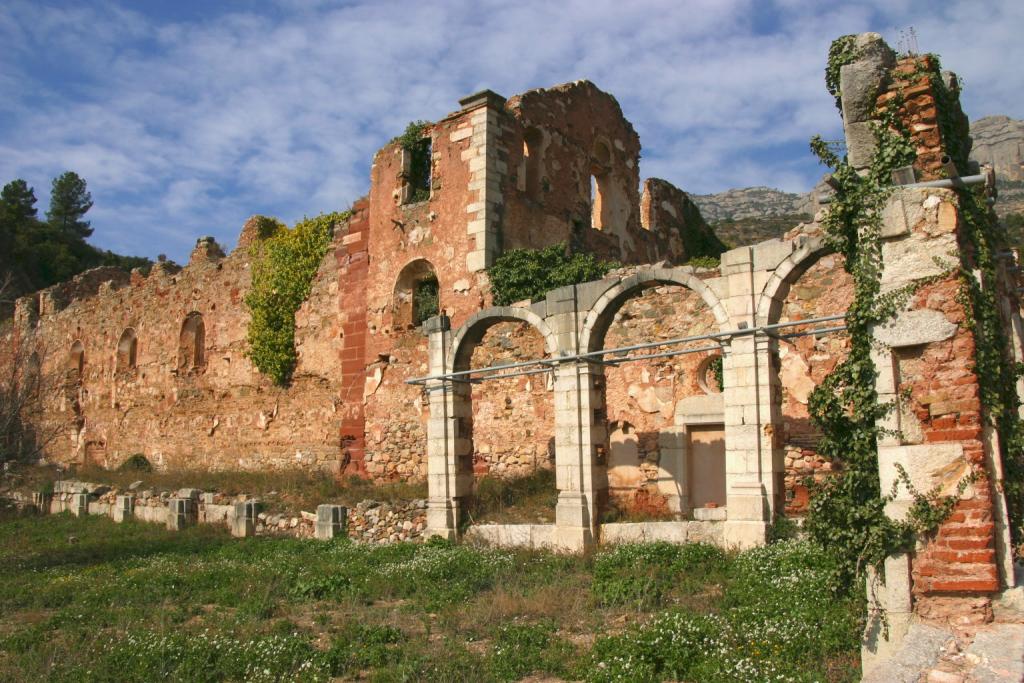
top-left (458, 89), bottom-right (508, 273)
top-left (861, 553), bottom-right (914, 675)
top-left (70, 492), bottom-right (89, 517)
top-left (166, 498), bottom-right (195, 531)
top-left (838, 33), bottom-right (896, 172)
top-left (113, 495), bottom-right (134, 523)
top-left (720, 246), bottom-right (775, 548)
top-left (550, 361), bottom-right (605, 551)
top-left (423, 316), bottom-right (471, 540)
top-left (232, 501), bottom-right (261, 538)
top-left (315, 504), bottom-right (347, 540)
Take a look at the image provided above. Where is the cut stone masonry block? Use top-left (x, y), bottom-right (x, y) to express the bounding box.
top-left (315, 504), bottom-right (347, 540)
top-left (113, 495), bottom-right (134, 523)
top-left (166, 498), bottom-right (195, 531)
top-left (232, 501), bottom-right (261, 538)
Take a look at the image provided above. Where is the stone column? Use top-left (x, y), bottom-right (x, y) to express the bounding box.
top-left (720, 246), bottom-right (775, 548)
top-left (423, 316), bottom-right (471, 539)
top-left (551, 360), bottom-right (605, 551)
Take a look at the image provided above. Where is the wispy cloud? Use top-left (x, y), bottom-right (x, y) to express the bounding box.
top-left (0, 0), bottom-right (1020, 262)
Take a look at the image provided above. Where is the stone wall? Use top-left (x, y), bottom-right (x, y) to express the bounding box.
top-left (8, 218), bottom-right (349, 474)
top-left (1, 479), bottom-right (427, 544)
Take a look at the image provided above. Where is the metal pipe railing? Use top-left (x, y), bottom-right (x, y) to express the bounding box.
top-left (406, 313), bottom-right (848, 386)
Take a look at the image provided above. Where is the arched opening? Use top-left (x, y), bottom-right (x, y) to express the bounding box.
top-left (393, 259), bottom-right (440, 329)
top-left (522, 127), bottom-right (543, 199)
top-left (437, 311), bottom-right (558, 534)
top-left (463, 320), bottom-right (556, 523)
top-left (768, 252), bottom-right (853, 515)
top-left (590, 141), bottom-right (612, 231)
top-left (178, 312), bottom-right (205, 374)
top-left (596, 281), bottom-right (724, 520)
top-left (68, 341), bottom-right (85, 384)
top-left (116, 328), bottom-right (137, 373)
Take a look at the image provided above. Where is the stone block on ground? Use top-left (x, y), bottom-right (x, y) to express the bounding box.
top-left (315, 504), bottom-right (347, 540)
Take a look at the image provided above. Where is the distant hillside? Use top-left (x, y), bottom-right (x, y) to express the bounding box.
top-left (690, 187), bottom-right (813, 247)
top-left (970, 115), bottom-right (1024, 183)
top-left (690, 115), bottom-right (1024, 248)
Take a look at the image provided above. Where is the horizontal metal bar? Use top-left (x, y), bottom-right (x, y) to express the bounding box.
top-left (605, 343), bottom-right (724, 365)
top-left (778, 325), bottom-right (848, 340)
top-left (406, 312), bottom-right (849, 385)
top-left (897, 173), bottom-right (986, 190)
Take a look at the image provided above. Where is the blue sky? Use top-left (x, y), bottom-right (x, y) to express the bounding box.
top-left (1, 1), bottom-right (1021, 264)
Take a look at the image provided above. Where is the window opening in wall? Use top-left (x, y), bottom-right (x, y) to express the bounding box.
top-left (522, 127), bottom-right (543, 198)
top-left (404, 136), bottom-right (432, 204)
top-left (116, 328), bottom-right (137, 373)
top-left (697, 354), bottom-right (723, 394)
top-left (68, 340), bottom-right (84, 383)
top-left (394, 259), bottom-right (440, 329)
top-left (178, 312), bottom-right (205, 373)
top-left (413, 275), bottom-right (439, 325)
top-left (590, 141), bottom-right (612, 230)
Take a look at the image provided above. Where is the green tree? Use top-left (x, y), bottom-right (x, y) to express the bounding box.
top-left (1, 180), bottom-right (38, 224)
top-left (46, 171), bottom-right (93, 238)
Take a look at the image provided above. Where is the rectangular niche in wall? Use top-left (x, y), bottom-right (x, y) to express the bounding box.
top-left (688, 424), bottom-right (726, 509)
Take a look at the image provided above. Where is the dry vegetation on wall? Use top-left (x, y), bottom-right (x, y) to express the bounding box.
top-left (0, 510), bottom-right (862, 682)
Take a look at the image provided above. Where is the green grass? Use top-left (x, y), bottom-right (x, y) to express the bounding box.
top-left (0, 511), bottom-right (863, 682)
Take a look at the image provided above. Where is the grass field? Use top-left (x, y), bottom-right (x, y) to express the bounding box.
top-left (0, 510), bottom-right (863, 682)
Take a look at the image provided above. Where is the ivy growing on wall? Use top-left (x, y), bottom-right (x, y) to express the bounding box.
top-left (245, 212), bottom-right (349, 385)
top-left (803, 43), bottom-right (982, 585)
top-left (488, 243), bottom-right (617, 306)
top-left (824, 34), bottom-right (860, 113)
top-left (396, 121), bottom-right (432, 204)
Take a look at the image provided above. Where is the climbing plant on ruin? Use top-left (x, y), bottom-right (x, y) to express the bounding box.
top-left (245, 212), bottom-right (349, 385)
top-left (919, 54), bottom-right (1024, 550)
top-left (804, 44), bottom-right (980, 584)
top-left (488, 243), bottom-right (617, 306)
top-left (396, 120), bottom-right (432, 204)
top-left (824, 34), bottom-right (860, 113)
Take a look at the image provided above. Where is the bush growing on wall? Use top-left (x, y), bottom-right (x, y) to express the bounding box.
top-left (488, 243), bottom-right (616, 306)
top-left (245, 212), bottom-right (349, 385)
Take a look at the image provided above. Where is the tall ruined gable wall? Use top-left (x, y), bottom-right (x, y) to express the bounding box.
top-left (17, 221), bottom-right (348, 472)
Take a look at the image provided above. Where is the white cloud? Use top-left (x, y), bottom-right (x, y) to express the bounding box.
top-left (0, 0), bottom-right (1020, 262)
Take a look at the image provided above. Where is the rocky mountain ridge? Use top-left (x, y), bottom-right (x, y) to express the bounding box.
top-left (691, 115), bottom-right (1023, 247)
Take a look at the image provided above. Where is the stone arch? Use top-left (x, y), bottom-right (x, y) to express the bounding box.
top-left (755, 236), bottom-right (830, 326)
top-left (449, 307), bottom-right (557, 374)
top-left (178, 312), bottom-right (205, 373)
top-left (754, 237), bottom-right (855, 515)
top-left (116, 327), bottom-right (138, 373)
top-left (580, 267), bottom-right (729, 354)
top-left (393, 258), bottom-right (440, 329)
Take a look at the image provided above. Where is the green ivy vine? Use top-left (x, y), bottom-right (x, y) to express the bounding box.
top-left (488, 243), bottom-right (617, 306)
top-left (825, 34), bottom-right (860, 113)
top-left (245, 212), bottom-right (350, 385)
top-left (804, 44), bottom-right (983, 585)
top-left (395, 121), bottom-right (432, 204)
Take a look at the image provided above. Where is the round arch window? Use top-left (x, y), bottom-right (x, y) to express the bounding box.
top-left (697, 354), bottom-right (723, 394)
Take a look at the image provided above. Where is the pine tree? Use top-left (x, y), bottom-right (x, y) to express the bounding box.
top-left (46, 171), bottom-right (93, 238)
top-left (0, 179), bottom-right (38, 255)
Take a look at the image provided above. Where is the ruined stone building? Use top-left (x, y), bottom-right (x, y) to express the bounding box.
top-left (6, 33), bottom-right (1021, 655)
